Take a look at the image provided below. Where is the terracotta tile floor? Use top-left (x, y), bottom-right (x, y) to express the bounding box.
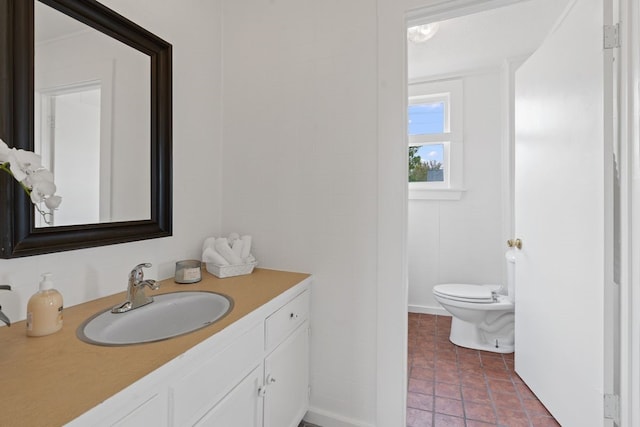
top-left (407, 313), bottom-right (560, 427)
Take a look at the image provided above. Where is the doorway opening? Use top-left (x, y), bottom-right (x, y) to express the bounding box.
top-left (37, 82), bottom-right (102, 226)
top-left (404, 1), bottom-right (575, 425)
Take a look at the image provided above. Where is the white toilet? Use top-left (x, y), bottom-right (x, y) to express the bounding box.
top-left (432, 250), bottom-right (516, 353)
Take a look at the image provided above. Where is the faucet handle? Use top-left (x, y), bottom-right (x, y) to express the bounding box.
top-left (0, 285), bottom-right (11, 326)
top-left (134, 262), bottom-right (152, 270)
top-left (130, 263), bottom-right (152, 280)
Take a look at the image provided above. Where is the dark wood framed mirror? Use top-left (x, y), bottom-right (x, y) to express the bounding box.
top-left (0, 0), bottom-right (172, 258)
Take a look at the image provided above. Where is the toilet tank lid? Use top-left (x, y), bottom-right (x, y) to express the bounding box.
top-left (433, 284), bottom-right (497, 300)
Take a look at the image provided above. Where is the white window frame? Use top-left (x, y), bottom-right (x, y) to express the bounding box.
top-left (408, 78), bottom-right (464, 200)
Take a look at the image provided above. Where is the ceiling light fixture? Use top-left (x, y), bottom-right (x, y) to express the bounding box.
top-left (407, 23), bottom-right (440, 43)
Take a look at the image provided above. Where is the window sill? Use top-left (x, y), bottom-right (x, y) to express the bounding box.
top-left (408, 188), bottom-right (465, 201)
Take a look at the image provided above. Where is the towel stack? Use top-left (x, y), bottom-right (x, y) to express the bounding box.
top-left (202, 232), bottom-right (255, 267)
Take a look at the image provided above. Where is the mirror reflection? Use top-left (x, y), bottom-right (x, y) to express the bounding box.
top-left (34, 1), bottom-right (150, 227)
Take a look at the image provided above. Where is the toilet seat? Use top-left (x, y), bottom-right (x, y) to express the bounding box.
top-left (433, 284), bottom-right (501, 304)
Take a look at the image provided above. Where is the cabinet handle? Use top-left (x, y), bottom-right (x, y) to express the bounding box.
top-left (290, 312), bottom-right (299, 320)
top-left (258, 386), bottom-right (266, 397)
top-left (266, 374), bottom-right (276, 384)
top-left (507, 238), bottom-right (523, 250)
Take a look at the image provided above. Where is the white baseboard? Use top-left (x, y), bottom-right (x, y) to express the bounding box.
top-left (303, 407), bottom-right (375, 427)
top-left (408, 304), bottom-right (450, 316)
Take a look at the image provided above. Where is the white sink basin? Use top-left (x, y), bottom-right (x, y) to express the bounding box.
top-left (78, 291), bottom-right (233, 346)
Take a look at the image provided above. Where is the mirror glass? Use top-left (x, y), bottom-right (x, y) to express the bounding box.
top-left (34, 1), bottom-right (150, 227)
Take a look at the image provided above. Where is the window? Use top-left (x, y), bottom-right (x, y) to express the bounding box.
top-left (408, 101), bottom-right (445, 134)
top-left (408, 98), bottom-right (446, 184)
top-left (409, 143), bottom-right (444, 183)
top-left (408, 79), bottom-right (463, 200)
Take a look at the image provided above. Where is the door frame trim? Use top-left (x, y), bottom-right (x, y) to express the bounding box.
top-left (377, 0), bottom-right (539, 425)
top-left (376, 0), bottom-right (634, 425)
top-left (619, 0), bottom-right (639, 425)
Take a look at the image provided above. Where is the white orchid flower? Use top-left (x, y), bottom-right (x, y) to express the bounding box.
top-left (0, 138), bottom-right (61, 224)
top-left (0, 139), bottom-right (10, 163)
top-left (23, 168), bottom-right (54, 189)
top-left (0, 139), bottom-right (45, 180)
top-left (30, 180), bottom-right (57, 204)
top-left (7, 149), bottom-right (44, 183)
top-left (44, 195), bottom-right (62, 209)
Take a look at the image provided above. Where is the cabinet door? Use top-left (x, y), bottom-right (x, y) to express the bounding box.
top-left (264, 321), bottom-right (309, 427)
top-left (195, 365), bottom-right (263, 427)
top-left (171, 324), bottom-right (263, 426)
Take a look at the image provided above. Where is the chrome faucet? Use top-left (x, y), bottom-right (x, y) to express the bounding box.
top-left (112, 263), bottom-right (159, 313)
top-left (0, 284), bottom-right (12, 326)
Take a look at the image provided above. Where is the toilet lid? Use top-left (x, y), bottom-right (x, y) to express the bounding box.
top-left (433, 284), bottom-right (496, 303)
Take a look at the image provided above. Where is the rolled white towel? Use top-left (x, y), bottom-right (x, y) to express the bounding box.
top-left (228, 232), bottom-right (240, 245)
top-left (202, 237), bottom-right (216, 253)
top-left (214, 238), bottom-right (243, 265)
top-left (202, 247), bottom-right (229, 265)
top-left (231, 239), bottom-right (244, 258)
top-left (240, 235), bottom-right (252, 260)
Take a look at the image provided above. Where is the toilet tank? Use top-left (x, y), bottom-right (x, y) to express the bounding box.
top-left (505, 249), bottom-right (516, 302)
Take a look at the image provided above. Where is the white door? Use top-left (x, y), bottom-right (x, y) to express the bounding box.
top-left (514, 0), bottom-right (614, 425)
top-left (195, 365), bottom-right (263, 427)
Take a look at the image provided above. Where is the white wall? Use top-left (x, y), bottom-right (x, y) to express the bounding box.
top-left (0, 2), bottom-right (570, 427)
top-left (0, 0), bottom-right (224, 325)
top-left (52, 89), bottom-right (101, 225)
top-left (220, 1), bottom-right (555, 425)
top-left (221, 0), bottom-right (379, 424)
top-left (408, 71), bottom-right (505, 313)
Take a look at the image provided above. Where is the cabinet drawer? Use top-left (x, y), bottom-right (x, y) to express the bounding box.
top-left (171, 323), bottom-right (264, 426)
top-left (265, 290), bottom-right (309, 351)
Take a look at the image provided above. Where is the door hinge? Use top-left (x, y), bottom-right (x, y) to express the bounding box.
top-left (603, 393), bottom-right (619, 423)
top-left (604, 24), bottom-right (620, 49)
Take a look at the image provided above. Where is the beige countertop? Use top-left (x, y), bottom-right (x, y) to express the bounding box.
top-left (0, 268), bottom-right (310, 427)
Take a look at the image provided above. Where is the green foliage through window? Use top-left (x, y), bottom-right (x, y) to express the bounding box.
top-left (409, 146), bottom-right (443, 182)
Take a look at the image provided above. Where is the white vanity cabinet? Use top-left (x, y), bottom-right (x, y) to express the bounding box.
top-left (263, 321), bottom-right (309, 427)
top-left (263, 290), bottom-right (310, 427)
top-left (67, 281), bottom-right (310, 427)
top-left (69, 381), bottom-right (172, 427)
top-left (191, 288), bottom-right (310, 427)
top-left (194, 365), bottom-right (264, 427)
top-left (171, 322), bottom-right (265, 426)
top-left (111, 390), bottom-right (169, 427)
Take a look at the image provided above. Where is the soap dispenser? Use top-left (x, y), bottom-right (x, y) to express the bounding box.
top-left (26, 273), bottom-right (63, 337)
